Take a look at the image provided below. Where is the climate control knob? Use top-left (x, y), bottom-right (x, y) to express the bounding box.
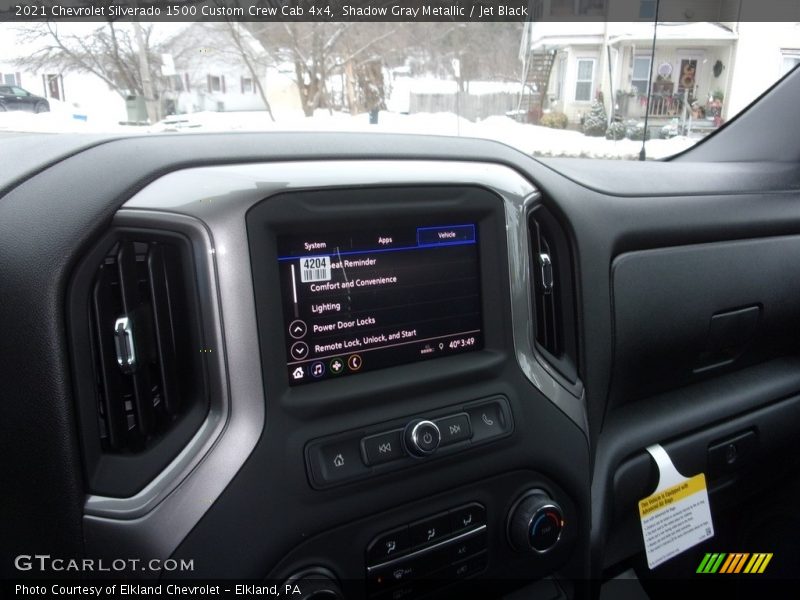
top-left (507, 489), bottom-right (564, 553)
top-left (403, 419), bottom-right (441, 457)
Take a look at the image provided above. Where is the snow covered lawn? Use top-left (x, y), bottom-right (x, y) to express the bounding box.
top-left (0, 106), bottom-right (697, 160)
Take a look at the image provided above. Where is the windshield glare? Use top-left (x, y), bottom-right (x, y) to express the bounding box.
top-left (0, 20), bottom-right (797, 160)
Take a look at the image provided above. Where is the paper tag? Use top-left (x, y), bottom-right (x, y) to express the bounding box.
top-left (300, 256), bottom-right (331, 283)
top-left (638, 444), bottom-right (714, 569)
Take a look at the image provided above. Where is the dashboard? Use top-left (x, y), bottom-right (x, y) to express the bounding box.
top-left (82, 160), bottom-right (590, 595)
top-left (3, 71), bottom-right (800, 600)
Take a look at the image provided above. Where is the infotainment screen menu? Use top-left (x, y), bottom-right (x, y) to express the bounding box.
top-left (278, 224), bottom-right (483, 385)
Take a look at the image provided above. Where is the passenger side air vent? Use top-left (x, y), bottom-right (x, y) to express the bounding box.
top-left (70, 230), bottom-right (209, 496)
top-left (529, 206), bottom-right (579, 383)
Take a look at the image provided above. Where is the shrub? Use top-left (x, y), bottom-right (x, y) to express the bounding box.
top-left (540, 111), bottom-right (569, 129)
top-left (582, 100), bottom-right (607, 137)
top-left (605, 121), bottom-right (626, 140)
top-left (660, 119), bottom-right (681, 139)
top-left (625, 120), bottom-right (652, 141)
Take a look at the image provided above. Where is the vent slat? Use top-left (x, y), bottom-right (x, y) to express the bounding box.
top-left (532, 224), bottom-right (561, 356)
top-left (116, 242), bottom-right (139, 315)
top-left (529, 207), bottom-right (579, 383)
top-left (82, 230), bottom-right (206, 489)
top-left (91, 266), bottom-right (129, 450)
top-left (115, 242), bottom-right (155, 436)
top-left (147, 245), bottom-right (180, 416)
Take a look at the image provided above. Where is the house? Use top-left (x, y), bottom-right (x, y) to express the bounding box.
top-left (0, 22), bottom-right (301, 124)
top-left (166, 23), bottom-right (300, 117)
top-left (524, 21), bottom-right (737, 126)
top-left (166, 57), bottom-right (300, 117)
top-left (0, 23), bottom-right (127, 122)
top-left (522, 10), bottom-right (800, 129)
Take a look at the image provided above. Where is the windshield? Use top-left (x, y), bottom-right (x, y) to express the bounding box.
top-left (1, 14), bottom-right (798, 160)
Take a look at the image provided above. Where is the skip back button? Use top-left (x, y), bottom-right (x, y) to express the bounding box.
top-left (361, 429), bottom-right (405, 466)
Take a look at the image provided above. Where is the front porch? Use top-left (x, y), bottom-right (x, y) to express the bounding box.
top-left (608, 23), bottom-right (735, 126)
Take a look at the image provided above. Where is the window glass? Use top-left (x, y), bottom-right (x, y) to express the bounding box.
top-left (575, 59), bottom-right (594, 101)
top-left (631, 57), bottom-right (652, 94)
top-left (0, 20), bottom-right (798, 160)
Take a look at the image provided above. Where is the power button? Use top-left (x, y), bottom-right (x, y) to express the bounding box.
top-left (404, 420), bottom-right (441, 457)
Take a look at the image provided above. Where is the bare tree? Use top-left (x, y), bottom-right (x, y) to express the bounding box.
top-left (179, 19), bottom-right (277, 120)
top-left (245, 21), bottom-right (400, 117)
top-left (337, 24), bottom-right (400, 114)
top-left (403, 22), bottom-right (525, 90)
top-left (12, 22), bottom-right (189, 122)
top-left (221, 20), bottom-right (276, 121)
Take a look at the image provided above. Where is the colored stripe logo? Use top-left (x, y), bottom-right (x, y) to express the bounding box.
top-left (697, 552), bottom-right (773, 574)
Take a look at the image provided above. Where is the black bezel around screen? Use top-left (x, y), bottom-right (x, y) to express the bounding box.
top-left (277, 222), bottom-right (483, 385)
top-left (246, 185), bottom-right (510, 414)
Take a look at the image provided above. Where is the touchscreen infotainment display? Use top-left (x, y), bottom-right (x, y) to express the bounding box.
top-left (278, 224), bottom-right (483, 385)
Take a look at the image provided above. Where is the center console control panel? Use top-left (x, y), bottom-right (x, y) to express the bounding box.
top-left (271, 471), bottom-right (580, 600)
top-left (366, 502), bottom-right (488, 597)
top-left (305, 396), bottom-right (513, 488)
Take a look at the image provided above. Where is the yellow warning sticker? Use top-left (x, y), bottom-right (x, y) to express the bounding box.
top-left (639, 474), bottom-right (708, 518)
top-left (639, 445), bottom-right (715, 569)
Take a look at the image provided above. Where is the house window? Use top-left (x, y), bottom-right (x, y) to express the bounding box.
top-left (574, 58), bottom-right (595, 102)
top-left (208, 75), bottom-right (223, 93)
top-left (639, 0), bottom-right (656, 18)
top-left (3, 73), bottom-right (20, 85)
top-left (781, 51), bottom-right (800, 76)
top-left (168, 74), bottom-right (184, 92)
top-left (46, 74), bottom-right (61, 100)
top-left (241, 77), bottom-right (254, 94)
top-left (631, 56), bottom-right (651, 95)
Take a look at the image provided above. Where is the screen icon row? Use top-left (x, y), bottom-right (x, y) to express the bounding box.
top-left (290, 354), bottom-right (362, 382)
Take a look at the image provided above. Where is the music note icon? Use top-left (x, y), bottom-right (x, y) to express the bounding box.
top-left (311, 361), bottom-right (325, 378)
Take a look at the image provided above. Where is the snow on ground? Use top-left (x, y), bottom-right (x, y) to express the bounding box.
top-left (0, 98), bottom-right (130, 134)
top-left (0, 105), bottom-right (697, 160)
top-left (147, 109), bottom-right (697, 160)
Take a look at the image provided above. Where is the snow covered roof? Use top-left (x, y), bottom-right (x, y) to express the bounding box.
top-left (608, 22), bottom-right (736, 45)
top-left (529, 21), bottom-right (737, 50)
top-left (529, 22), bottom-right (606, 50)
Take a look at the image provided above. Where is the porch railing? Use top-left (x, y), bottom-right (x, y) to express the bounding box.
top-left (619, 90), bottom-right (692, 119)
top-left (647, 93), bottom-right (686, 117)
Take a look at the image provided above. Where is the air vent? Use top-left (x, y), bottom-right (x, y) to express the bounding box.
top-left (71, 230), bottom-right (209, 496)
top-left (529, 206), bottom-right (578, 383)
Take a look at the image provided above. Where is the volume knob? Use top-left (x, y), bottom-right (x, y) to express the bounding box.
top-left (403, 419), bottom-right (441, 457)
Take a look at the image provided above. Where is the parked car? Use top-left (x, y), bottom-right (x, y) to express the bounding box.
top-left (0, 85), bottom-right (50, 112)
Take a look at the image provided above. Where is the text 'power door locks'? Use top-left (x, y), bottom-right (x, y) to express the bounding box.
top-left (277, 224), bottom-right (484, 385)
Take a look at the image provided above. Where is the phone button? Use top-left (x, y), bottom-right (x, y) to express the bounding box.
top-left (466, 402), bottom-right (506, 442)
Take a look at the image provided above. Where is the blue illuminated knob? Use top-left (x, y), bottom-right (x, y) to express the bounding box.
top-left (508, 490), bottom-right (564, 553)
